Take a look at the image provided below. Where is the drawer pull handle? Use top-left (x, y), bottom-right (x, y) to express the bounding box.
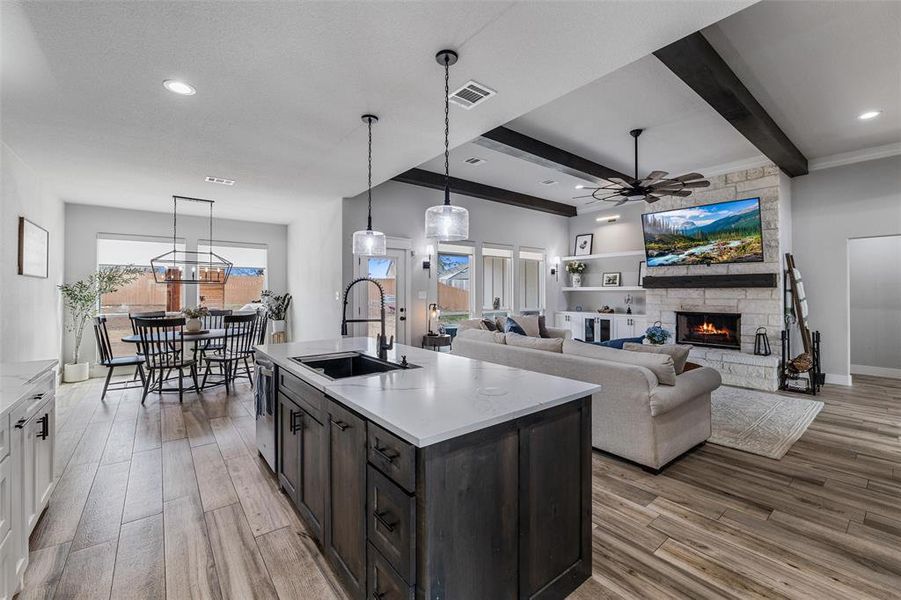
top-left (373, 510), bottom-right (395, 532)
top-left (373, 445), bottom-right (398, 463)
top-left (290, 410), bottom-right (303, 434)
top-left (38, 414), bottom-right (49, 440)
top-left (331, 419), bottom-right (350, 431)
top-left (15, 418), bottom-right (27, 429)
top-left (32, 392), bottom-right (45, 400)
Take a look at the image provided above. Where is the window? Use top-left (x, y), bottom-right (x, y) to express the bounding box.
top-left (437, 243), bottom-right (473, 325)
top-left (197, 242), bottom-right (268, 311)
top-left (97, 235), bottom-right (185, 357)
top-left (518, 249), bottom-right (546, 312)
top-left (482, 245), bottom-right (513, 318)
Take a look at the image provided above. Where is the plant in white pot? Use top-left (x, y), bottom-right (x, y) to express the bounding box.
top-left (261, 290), bottom-right (292, 339)
top-left (181, 306), bottom-right (209, 332)
top-left (59, 265), bottom-right (140, 383)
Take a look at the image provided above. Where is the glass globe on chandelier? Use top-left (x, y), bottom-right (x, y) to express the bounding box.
top-left (352, 114), bottom-right (387, 256)
top-left (424, 49), bottom-right (469, 242)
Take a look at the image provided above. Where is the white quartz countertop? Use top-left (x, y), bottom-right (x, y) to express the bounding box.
top-left (256, 338), bottom-right (599, 447)
top-left (0, 360), bottom-right (58, 418)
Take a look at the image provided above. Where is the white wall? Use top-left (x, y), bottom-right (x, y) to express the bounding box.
top-left (792, 155), bottom-right (901, 382)
top-left (64, 203), bottom-right (288, 363)
top-left (0, 143), bottom-right (65, 364)
top-left (343, 181), bottom-right (570, 344)
top-left (849, 235), bottom-right (901, 378)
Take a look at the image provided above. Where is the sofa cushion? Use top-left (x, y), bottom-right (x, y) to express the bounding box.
top-left (597, 335), bottom-right (645, 349)
top-left (505, 332), bottom-right (564, 353)
top-left (563, 339), bottom-right (676, 386)
top-left (457, 328), bottom-right (506, 344)
top-left (495, 317), bottom-right (506, 332)
top-left (479, 318), bottom-right (497, 331)
top-left (510, 314), bottom-right (541, 337)
top-left (537, 315), bottom-right (550, 338)
top-left (623, 343), bottom-right (692, 374)
top-left (504, 317), bottom-right (527, 335)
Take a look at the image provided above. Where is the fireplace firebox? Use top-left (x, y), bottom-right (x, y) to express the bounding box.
top-left (676, 312), bottom-right (741, 350)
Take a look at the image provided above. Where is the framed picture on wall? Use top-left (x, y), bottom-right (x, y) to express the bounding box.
top-left (573, 233), bottom-right (593, 256)
top-left (602, 272), bottom-right (621, 287)
top-left (18, 217), bottom-right (49, 278)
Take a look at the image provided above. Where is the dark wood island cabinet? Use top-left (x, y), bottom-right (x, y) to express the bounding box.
top-left (275, 365), bottom-right (592, 600)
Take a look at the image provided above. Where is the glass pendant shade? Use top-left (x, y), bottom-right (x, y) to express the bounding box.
top-left (425, 203), bottom-right (469, 241)
top-left (352, 228), bottom-right (386, 256)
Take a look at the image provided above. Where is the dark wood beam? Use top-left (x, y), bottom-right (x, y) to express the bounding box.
top-left (391, 168), bottom-right (577, 217)
top-left (654, 32), bottom-right (808, 177)
top-left (474, 126), bottom-right (630, 185)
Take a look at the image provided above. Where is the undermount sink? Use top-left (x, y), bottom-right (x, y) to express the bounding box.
top-left (291, 351), bottom-right (417, 380)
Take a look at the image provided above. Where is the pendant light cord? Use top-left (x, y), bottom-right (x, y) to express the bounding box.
top-left (443, 54), bottom-right (451, 206)
top-left (367, 117), bottom-right (373, 231)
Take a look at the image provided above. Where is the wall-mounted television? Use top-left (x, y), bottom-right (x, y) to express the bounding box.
top-left (642, 197), bottom-right (764, 267)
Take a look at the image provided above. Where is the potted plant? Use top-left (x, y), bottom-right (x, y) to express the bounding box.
top-left (59, 265), bottom-right (140, 383)
top-left (566, 261), bottom-right (587, 287)
top-left (181, 306), bottom-right (209, 332)
top-left (262, 290), bottom-right (292, 337)
top-left (645, 322), bottom-right (672, 345)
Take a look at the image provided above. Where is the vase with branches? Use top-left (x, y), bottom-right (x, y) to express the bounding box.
top-left (261, 290), bottom-right (292, 337)
top-left (58, 265), bottom-right (141, 381)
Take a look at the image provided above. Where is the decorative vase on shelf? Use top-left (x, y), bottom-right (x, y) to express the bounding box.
top-left (185, 318), bottom-right (202, 333)
top-left (571, 273), bottom-right (582, 288)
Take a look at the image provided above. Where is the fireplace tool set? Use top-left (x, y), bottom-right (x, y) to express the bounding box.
top-left (780, 253), bottom-right (823, 395)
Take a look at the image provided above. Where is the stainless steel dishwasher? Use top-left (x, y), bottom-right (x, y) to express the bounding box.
top-left (254, 358), bottom-right (276, 472)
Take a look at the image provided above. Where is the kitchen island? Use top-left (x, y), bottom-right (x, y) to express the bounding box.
top-left (255, 337), bottom-right (598, 600)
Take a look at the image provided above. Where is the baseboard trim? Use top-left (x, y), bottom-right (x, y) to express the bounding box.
top-left (825, 373), bottom-right (853, 386)
top-left (850, 364), bottom-right (901, 380)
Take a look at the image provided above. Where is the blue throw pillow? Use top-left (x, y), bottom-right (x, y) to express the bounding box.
top-left (504, 317), bottom-right (527, 336)
top-left (597, 335), bottom-right (645, 349)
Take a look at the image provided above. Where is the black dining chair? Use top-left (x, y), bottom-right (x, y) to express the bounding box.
top-left (133, 316), bottom-right (200, 404)
top-left (203, 308), bottom-right (232, 331)
top-left (93, 316), bottom-right (146, 401)
top-left (253, 310), bottom-right (269, 346)
top-left (129, 310), bottom-right (166, 380)
top-left (201, 314), bottom-right (255, 393)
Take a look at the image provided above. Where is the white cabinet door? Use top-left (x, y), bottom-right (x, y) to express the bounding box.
top-left (613, 317), bottom-right (633, 339)
top-left (0, 528), bottom-right (12, 600)
top-left (554, 313), bottom-right (567, 330)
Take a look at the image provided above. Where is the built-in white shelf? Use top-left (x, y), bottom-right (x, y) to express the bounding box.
top-left (560, 250), bottom-right (645, 262)
top-left (561, 286), bottom-right (645, 292)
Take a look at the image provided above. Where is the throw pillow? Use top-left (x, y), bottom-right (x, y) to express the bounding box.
top-left (495, 317), bottom-right (506, 332)
top-left (563, 339), bottom-right (676, 386)
top-left (623, 343), bottom-right (692, 374)
top-left (537, 315), bottom-right (550, 338)
top-left (458, 328), bottom-right (506, 344)
top-left (479, 318), bottom-right (497, 331)
top-left (597, 335), bottom-right (645, 350)
top-left (505, 332), bottom-right (564, 353)
top-left (510, 314), bottom-right (541, 337)
top-left (504, 317), bottom-right (527, 336)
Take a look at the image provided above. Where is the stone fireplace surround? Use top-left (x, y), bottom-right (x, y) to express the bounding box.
top-left (643, 165), bottom-right (787, 392)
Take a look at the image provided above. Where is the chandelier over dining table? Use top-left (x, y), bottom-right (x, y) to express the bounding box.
top-left (150, 195), bottom-right (233, 285)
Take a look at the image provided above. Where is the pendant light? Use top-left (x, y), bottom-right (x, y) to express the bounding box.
top-left (425, 49), bottom-right (469, 241)
top-left (352, 114), bottom-right (387, 256)
top-left (150, 195), bottom-right (233, 284)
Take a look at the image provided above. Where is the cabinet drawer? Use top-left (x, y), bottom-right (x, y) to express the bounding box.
top-left (367, 466), bottom-right (415, 584)
top-left (367, 421), bottom-right (415, 493)
top-left (0, 414), bottom-right (7, 462)
top-left (367, 544), bottom-right (414, 600)
top-left (279, 370), bottom-right (324, 421)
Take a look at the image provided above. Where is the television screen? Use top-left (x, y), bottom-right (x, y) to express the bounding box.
top-left (642, 197), bottom-right (764, 266)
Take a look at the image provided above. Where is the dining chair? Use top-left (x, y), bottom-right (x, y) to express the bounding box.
top-left (93, 316), bottom-right (146, 401)
top-left (201, 314), bottom-right (255, 393)
top-left (133, 316), bottom-right (200, 404)
top-left (203, 308), bottom-right (232, 331)
top-left (253, 310), bottom-right (269, 346)
top-left (129, 310), bottom-right (167, 380)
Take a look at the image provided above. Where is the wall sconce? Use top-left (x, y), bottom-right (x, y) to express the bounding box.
top-left (550, 256), bottom-right (561, 281)
top-left (422, 244), bottom-right (435, 278)
top-left (427, 302), bottom-right (441, 335)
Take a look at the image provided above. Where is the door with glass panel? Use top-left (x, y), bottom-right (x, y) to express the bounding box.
top-left (355, 248), bottom-right (407, 346)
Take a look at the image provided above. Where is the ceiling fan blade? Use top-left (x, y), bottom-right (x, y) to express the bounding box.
top-left (639, 170), bottom-right (668, 186)
top-left (572, 194), bottom-right (599, 199)
top-left (613, 198), bottom-right (631, 206)
top-left (608, 177), bottom-right (633, 187)
top-left (674, 172), bottom-right (704, 182)
top-left (680, 180), bottom-right (710, 188)
top-left (667, 190), bottom-right (693, 197)
top-left (645, 196), bottom-right (660, 203)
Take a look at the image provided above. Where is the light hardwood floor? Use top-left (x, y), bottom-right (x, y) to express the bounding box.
top-left (19, 374), bottom-right (901, 599)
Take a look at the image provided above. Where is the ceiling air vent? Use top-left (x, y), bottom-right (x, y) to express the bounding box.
top-left (539, 179), bottom-right (558, 186)
top-left (205, 176), bottom-right (235, 186)
top-left (449, 81), bottom-right (496, 110)
top-left (463, 157), bottom-right (486, 166)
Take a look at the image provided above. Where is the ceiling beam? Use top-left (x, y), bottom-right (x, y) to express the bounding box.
top-left (392, 168), bottom-right (577, 217)
top-left (474, 126), bottom-right (631, 185)
top-left (654, 32), bottom-right (808, 177)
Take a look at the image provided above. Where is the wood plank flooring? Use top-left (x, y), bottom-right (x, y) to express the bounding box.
top-left (19, 374), bottom-right (900, 599)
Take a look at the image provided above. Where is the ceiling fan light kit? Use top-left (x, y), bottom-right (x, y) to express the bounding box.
top-left (575, 128), bottom-right (710, 207)
top-left (352, 114), bottom-right (387, 256)
top-left (424, 49), bottom-right (469, 242)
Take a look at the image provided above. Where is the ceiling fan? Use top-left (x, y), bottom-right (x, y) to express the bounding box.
top-left (575, 129), bottom-right (709, 206)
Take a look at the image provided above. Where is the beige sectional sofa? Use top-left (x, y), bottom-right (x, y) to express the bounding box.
top-left (451, 321), bottom-right (721, 471)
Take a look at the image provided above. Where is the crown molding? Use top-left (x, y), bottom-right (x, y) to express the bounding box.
top-left (807, 142), bottom-right (901, 172)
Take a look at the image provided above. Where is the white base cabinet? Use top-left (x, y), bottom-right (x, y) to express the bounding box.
top-left (0, 363), bottom-right (56, 600)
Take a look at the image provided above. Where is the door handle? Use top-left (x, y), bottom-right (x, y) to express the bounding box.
top-left (37, 414), bottom-right (49, 440)
top-left (331, 419), bottom-right (349, 431)
top-left (373, 510), bottom-right (396, 532)
top-left (373, 445), bottom-right (398, 463)
top-left (289, 410), bottom-right (302, 434)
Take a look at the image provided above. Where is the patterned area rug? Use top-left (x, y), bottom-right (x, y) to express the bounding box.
top-left (710, 386), bottom-right (824, 459)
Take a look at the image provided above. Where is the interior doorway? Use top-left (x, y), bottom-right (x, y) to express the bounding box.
top-left (848, 235), bottom-right (901, 380)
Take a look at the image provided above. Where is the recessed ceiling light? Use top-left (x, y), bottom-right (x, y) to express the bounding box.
top-left (596, 215), bottom-right (620, 223)
top-left (858, 110), bottom-right (881, 120)
top-left (463, 157), bottom-right (486, 166)
top-left (163, 79), bottom-right (196, 95)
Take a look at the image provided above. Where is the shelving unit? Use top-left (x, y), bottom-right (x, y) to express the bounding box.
top-left (560, 249), bottom-right (645, 262)
top-left (562, 286), bottom-right (645, 292)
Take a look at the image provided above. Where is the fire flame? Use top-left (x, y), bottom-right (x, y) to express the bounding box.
top-left (694, 320), bottom-right (732, 336)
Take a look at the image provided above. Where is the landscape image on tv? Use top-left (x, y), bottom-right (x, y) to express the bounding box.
top-left (642, 197), bottom-right (764, 266)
